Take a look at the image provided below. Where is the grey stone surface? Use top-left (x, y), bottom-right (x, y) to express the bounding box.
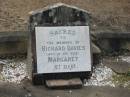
top-left (103, 58), bottom-right (130, 74)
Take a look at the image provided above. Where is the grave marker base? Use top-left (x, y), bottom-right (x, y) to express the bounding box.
top-left (46, 78), bottom-right (82, 89)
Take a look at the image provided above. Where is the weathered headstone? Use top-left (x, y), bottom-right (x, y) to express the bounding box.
top-left (28, 3), bottom-right (92, 86)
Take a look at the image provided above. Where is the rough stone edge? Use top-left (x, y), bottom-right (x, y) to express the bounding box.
top-left (29, 3), bottom-right (90, 16)
top-left (92, 31), bottom-right (130, 38)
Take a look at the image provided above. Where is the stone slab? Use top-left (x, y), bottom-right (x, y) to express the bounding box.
top-left (46, 78), bottom-right (82, 88)
top-left (35, 26), bottom-right (91, 74)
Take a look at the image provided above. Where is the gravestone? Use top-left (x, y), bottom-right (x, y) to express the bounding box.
top-left (28, 3), bottom-right (92, 85)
